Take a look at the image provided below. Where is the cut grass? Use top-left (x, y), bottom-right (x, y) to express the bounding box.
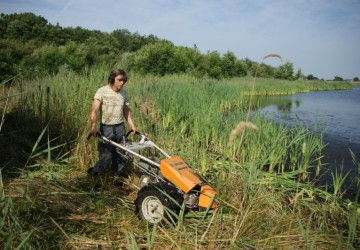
top-left (2, 162), bottom-right (355, 249)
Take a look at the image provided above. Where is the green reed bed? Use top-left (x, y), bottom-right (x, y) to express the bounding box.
top-left (128, 75), bottom-right (328, 174)
top-left (1, 70), bottom-right (358, 249)
top-left (227, 77), bottom-right (353, 96)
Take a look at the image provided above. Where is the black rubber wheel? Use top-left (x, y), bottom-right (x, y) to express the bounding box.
top-left (135, 182), bottom-right (183, 225)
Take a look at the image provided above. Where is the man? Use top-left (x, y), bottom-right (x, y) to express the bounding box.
top-left (88, 69), bottom-right (136, 176)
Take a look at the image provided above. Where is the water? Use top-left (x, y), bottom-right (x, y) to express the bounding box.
top-left (256, 86), bottom-right (360, 194)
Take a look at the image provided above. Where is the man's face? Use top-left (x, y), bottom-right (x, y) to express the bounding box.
top-left (113, 75), bottom-right (127, 91)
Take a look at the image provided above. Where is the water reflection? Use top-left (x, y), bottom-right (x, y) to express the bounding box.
top-left (244, 96), bottom-right (301, 113)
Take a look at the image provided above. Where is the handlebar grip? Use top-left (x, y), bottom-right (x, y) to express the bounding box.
top-left (125, 130), bottom-right (141, 138)
top-left (87, 131), bottom-right (102, 140)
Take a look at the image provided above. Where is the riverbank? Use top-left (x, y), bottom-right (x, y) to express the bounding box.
top-left (255, 86), bottom-right (360, 199)
top-left (235, 77), bottom-right (353, 96)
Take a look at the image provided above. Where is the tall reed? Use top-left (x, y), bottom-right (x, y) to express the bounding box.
top-left (1, 67), bottom-right (357, 248)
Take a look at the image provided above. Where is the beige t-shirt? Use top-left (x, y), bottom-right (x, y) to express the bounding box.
top-left (94, 85), bottom-right (130, 125)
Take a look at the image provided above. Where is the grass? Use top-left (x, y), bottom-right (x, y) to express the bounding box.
top-left (1, 162), bottom-right (356, 249)
top-left (1, 67), bottom-right (359, 249)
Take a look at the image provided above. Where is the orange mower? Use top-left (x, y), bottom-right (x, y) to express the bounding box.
top-left (91, 131), bottom-right (216, 224)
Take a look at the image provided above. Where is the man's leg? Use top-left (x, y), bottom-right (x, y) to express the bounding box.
top-left (92, 141), bottom-right (112, 173)
top-left (89, 124), bottom-right (114, 175)
top-left (112, 123), bottom-right (126, 174)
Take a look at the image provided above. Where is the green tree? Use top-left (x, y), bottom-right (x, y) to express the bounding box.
top-left (244, 58), bottom-right (258, 77)
top-left (0, 12), bottom-right (284, 80)
top-left (204, 51), bottom-right (222, 79)
top-left (234, 60), bottom-right (248, 77)
top-left (3, 13), bottom-right (48, 42)
top-left (0, 39), bottom-right (33, 82)
top-left (110, 29), bottom-right (132, 51)
top-left (110, 29), bottom-right (160, 52)
top-left (353, 77), bottom-right (359, 82)
top-left (257, 63), bottom-right (274, 78)
top-left (32, 45), bottom-right (66, 75)
top-left (61, 26), bottom-right (99, 43)
top-left (275, 62), bottom-right (294, 80)
top-left (130, 41), bottom-right (176, 75)
top-left (0, 47), bottom-right (17, 82)
top-left (294, 68), bottom-right (304, 80)
top-left (62, 41), bottom-right (91, 72)
top-left (333, 75), bottom-right (343, 81)
top-left (45, 23), bottom-right (65, 45)
top-left (306, 74), bottom-right (314, 80)
top-left (0, 14), bottom-right (7, 38)
top-left (221, 51), bottom-right (237, 78)
top-left (173, 46), bottom-right (202, 75)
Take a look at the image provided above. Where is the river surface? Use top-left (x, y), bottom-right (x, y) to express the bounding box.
top-left (255, 86), bottom-right (360, 195)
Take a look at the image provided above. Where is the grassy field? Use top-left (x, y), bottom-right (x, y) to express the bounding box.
top-left (1, 68), bottom-right (359, 249)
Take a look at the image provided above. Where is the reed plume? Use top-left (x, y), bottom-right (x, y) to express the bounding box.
top-left (262, 53), bottom-right (283, 62)
top-left (227, 121), bottom-right (258, 147)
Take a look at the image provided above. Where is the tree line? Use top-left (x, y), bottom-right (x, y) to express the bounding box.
top-left (0, 12), bottom-right (323, 83)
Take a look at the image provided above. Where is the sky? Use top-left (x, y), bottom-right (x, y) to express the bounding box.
top-left (1, 0), bottom-right (359, 80)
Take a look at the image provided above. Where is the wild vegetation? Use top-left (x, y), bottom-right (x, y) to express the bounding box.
top-left (1, 11), bottom-right (359, 250)
top-left (1, 65), bottom-right (359, 249)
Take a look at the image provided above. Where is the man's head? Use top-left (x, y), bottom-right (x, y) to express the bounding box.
top-left (108, 69), bottom-right (127, 84)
